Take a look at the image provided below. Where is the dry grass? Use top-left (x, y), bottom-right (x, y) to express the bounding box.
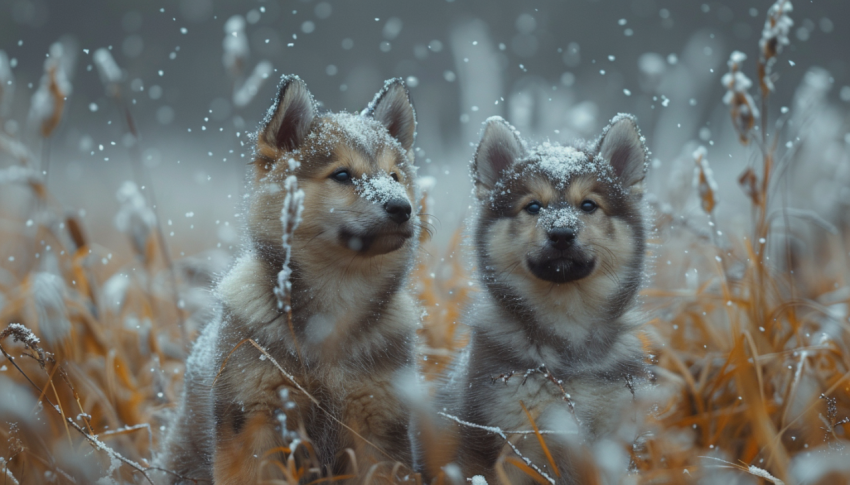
top-left (2, 5), bottom-right (850, 484)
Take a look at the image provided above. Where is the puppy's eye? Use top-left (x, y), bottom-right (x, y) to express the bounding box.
top-left (580, 200), bottom-right (597, 213)
top-left (331, 169), bottom-right (351, 183)
top-left (525, 202), bottom-right (542, 215)
top-left (390, 172), bottom-right (399, 182)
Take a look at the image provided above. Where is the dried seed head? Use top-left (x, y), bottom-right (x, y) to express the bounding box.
top-left (233, 60), bottom-right (273, 108)
top-left (223, 15), bottom-right (249, 78)
top-left (0, 163), bottom-right (41, 189)
top-left (93, 48), bottom-right (123, 97)
top-left (722, 51), bottom-right (759, 145)
top-left (759, 0), bottom-right (794, 93)
top-left (738, 168), bottom-right (760, 206)
top-left (65, 213), bottom-right (87, 250)
top-left (693, 146), bottom-right (718, 214)
top-left (28, 42), bottom-right (73, 139)
top-left (114, 181), bottom-right (156, 260)
top-left (29, 273), bottom-right (70, 346)
top-left (760, 0), bottom-right (794, 62)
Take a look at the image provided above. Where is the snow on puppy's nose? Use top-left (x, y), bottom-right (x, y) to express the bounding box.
top-left (537, 206), bottom-right (582, 231)
top-left (353, 171), bottom-right (410, 208)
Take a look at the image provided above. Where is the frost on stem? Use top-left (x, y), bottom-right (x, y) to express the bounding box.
top-left (30, 273), bottom-right (70, 345)
top-left (93, 48), bottom-right (123, 96)
top-left (223, 15), bottom-right (249, 78)
top-left (693, 146), bottom-right (718, 215)
top-left (5, 322), bottom-right (41, 349)
top-left (0, 456), bottom-right (20, 485)
top-left (0, 164), bottom-right (40, 186)
top-left (28, 42), bottom-right (73, 138)
top-left (274, 165), bottom-right (305, 312)
top-left (0, 50), bottom-right (14, 117)
top-left (438, 412), bottom-right (556, 484)
top-left (760, 1), bottom-right (794, 63)
top-left (722, 51), bottom-right (759, 144)
top-left (759, 0), bottom-right (794, 93)
top-left (114, 181), bottom-right (157, 259)
top-left (233, 60), bottom-right (273, 108)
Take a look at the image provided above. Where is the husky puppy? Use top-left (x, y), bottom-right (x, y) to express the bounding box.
top-left (443, 115), bottom-right (651, 483)
top-left (159, 75), bottom-right (421, 484)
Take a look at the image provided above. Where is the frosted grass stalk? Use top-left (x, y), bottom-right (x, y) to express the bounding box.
top-left (223, 15), bottom-right (249, 77)
top-left (274, 161), bottom-right (305, 312)
top-left (693, 146), bottom-right (718, 215)
top-left (759, 0), bottom-right (794, 93)
top-left (233, 60), bottom-right (273, 107)
top-left (114, 181), bottom-right (157, 259)
top-left (722, 51), bottom-right (759, 144)
top-left (29, 42), bottom-right (72, 138)
top-left (0, 50), bottom-right (14, 117)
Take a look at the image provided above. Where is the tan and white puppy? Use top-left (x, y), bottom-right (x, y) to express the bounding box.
top-left (158, 75), bottom-right (422, 484)
top-left (441, 115), bottom-right (651, 484)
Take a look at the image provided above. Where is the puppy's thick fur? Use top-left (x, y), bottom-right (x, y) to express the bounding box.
top-left (158, 76), bottom-right (422, 484)
top-left (440, 115), bottom-right (651, 484)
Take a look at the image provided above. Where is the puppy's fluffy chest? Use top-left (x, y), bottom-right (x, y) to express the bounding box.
top-left (467, 330), bottom-right (641, 438)
top-left (484, 365), bottom-right (635, 435)
top-left (216, 254), bottom-right (417, 367)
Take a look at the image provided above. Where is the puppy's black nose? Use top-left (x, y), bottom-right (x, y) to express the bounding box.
top-left (385, 198), bottom-right (412, 224)
top-left (547, 227), bottom-right (576, 250)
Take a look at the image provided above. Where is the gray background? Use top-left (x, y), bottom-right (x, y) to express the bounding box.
top-left (1, 0), bottom-right (848, 256)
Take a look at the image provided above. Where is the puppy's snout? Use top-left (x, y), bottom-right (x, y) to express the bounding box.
top-left (384, 198), bottom-right (412, 224)
top-left (547, 227), bottom-right (576, 250)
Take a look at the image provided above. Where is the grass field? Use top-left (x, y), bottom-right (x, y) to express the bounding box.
top-left (2, 1), bottom-right (849, 483)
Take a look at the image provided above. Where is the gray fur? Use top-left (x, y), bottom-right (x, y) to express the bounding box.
top-left (436, 115), bottom-right (652, 484)
top-left (473, 117), bottom-right (527, 190)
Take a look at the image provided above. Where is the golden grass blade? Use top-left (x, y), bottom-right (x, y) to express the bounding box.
top-left (504, 456), bottom-right (551, 485)
top-left (49, 379), bottom-right (73, 448)
top-left (520, 401), bottom-right (559, 477)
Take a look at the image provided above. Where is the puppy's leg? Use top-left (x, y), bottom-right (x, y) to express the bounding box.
top-left (155, 368), bottom-right (214, 484)
top-left (212, 397), bottom-right (288, 485)
top-left (342, 377), bottom-right (414, 481)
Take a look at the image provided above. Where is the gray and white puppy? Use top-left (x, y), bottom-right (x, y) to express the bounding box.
top-left (441, 115), bottom-right (652, 484)
top-left (158, 75), bottom-right (422, 484)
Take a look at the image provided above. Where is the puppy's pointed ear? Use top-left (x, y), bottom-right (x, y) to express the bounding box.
top-left (365, 78), bottom-right (416, 152)
top-left (597, 114), bottom-right (648, 189)
top-left (472, 117), bottom-right (525, 196)
top-left (260, 74), bottom-right (316, 152)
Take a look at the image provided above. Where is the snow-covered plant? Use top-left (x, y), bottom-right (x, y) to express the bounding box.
top-left (759, 0), bottom-right (793, 93)
top-left (29, 273), bottom-right (69, 345)
top-left (114, 181), bottom-right (157, 259)
top-left (760, 0), bottom-right (794, 63)
top-left (273, 160), bottom-right (305, 312)
top-left (93, 48), bottom-right (123, 96)
top-left (223, 15), bottom-right (249, 79)
top-left (233, 60), bottom-right (273, 108)
top-left (28, 42), bottom-right (73, 138)
top-left (692, 146), bottom-right (717, 215)
top-left (0, 456), bottom-right (20, 485)
top-left (0, 50), bottom-right (14, 118)
top-left (722, 51), bottom-right (759, 144)
top-left (222, 15), bottom-right (273, 108)
top-left (0, 163), bottom-right (40, 186)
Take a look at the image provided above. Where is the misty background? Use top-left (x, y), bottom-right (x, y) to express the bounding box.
top-left (1, 0), bottom-right (848, 260)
